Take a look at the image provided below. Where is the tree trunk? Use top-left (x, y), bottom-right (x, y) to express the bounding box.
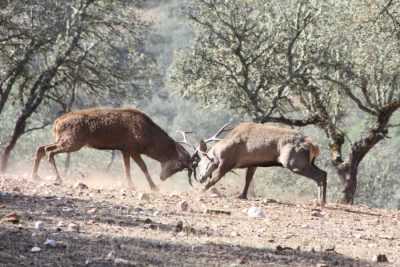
top-left (0, 115), bottom-right (27, 173)
top-left (335, 162), bottom-right (358, 204)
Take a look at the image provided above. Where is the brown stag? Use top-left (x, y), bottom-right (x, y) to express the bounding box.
top-left (194, 122), bottom-right (327, 205)
top-left (31, 107), bottom-right (194, 190)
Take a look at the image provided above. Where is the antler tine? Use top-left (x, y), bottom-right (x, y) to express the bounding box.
top-left (204, 120), bottom-right (233, 144)
top-left (176, 130), bottom-right (196, 151)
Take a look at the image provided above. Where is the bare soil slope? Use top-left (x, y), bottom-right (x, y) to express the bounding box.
top-left (0, 175), bottom-right (399, 267)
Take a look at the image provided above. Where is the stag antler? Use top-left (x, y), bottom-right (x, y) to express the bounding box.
top-left (204, 120), bottom-right (233, 144)
top-left (176, 130), bottom-right (197, 151)
top-left (176, 130), bottom-right (199, 185)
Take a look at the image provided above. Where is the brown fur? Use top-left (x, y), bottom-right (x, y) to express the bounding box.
top-left (198, 122), bottom-right (327, 205)
top-left (32, 107), bottom-right (192, 189)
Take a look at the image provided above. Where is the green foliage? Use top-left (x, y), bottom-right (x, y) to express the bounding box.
top-left (169, 0), bottom-right (400, 206)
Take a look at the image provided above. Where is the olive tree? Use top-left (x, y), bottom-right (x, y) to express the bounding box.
top-left (170, 0), bottom-right (400, 204)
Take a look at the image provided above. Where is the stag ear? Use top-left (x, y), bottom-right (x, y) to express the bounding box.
top-left (199, 140), bottom-right (207, 153)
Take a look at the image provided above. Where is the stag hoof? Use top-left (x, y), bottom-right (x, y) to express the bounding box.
top-left (150, 185), bottom-right (159, 192)
top-left (238, 194), bottom-right (248, 200)
top-left (31, 174), bottom-right (42, 181)
top-left (127, 183), bottom-right (136, 191)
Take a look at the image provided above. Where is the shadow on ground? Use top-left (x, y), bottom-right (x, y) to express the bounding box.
top-left (0, 192), bottom-right (379, 267)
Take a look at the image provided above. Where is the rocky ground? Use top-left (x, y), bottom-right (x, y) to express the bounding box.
top-left (0, 175), bottom-right (399, 267)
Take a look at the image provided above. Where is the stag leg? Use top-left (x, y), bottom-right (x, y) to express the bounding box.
top-left (289, 163), bottom-right (327, 206)
top-left (121, 151), bottom-right (135, 189)
top-left (31, 143), bottom-right (57, 179)
top-left (203, 161), bottom-right (230, 191)
top-left (130, 153), bottom-right (158, 191)
top-left (238, 167), bottom-right (257, 199)
top-left (48, 143), bottom-right (83, 183)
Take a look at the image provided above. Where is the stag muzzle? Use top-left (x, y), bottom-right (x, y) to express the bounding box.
top-left (187, 163), bottom-right (198, 187)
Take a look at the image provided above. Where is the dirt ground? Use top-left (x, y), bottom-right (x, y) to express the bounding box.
top-left (0, 174), bottom-right (399, 267)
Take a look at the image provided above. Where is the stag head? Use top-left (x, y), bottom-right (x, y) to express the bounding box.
top-left (177, 121), bottom-right (233, 185)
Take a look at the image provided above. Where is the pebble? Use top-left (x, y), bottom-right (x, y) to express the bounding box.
top-left (1, 212), bottom-right (19, 224)
top-left (209, 188), bottom-right (222, 198)
top-left (34, 221), bottom-right (44, 230)
top-left (247, 207), bottom-right (266, 218)
top-left (230, 231), bottom-right (240, 237)
top-left (67, 223), bottom-right (79, 232)
top-left (106, 250), bottom-right (115, 260)
top-left (87, 208), bottom-right (97, 214)
top-left (31, 246), bottom-right (41, 253)
top-left (311, 210), bottom-right (323, 217)
top-left (175, 221), bottom-right (184, 232)
top-left (177, 200), bottom-right (189, 212)
top-left (44, 239), bottom-right (57, 247)
top-left (74, 182), bottom-right (89, 190)
top-left (114, 258), bottom-right (130, 264)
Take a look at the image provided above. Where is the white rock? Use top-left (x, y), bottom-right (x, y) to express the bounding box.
top-left (57, 221), bottom-right (64, 227)
top-left (106, 250), bottom-right (115, 260)
top-left (114, 258), bottom-right (130, 264)
top-left (62, 207), bottom-right (73, 212)
top-left (44, 239), bottom-right (57, 247)
top-left (87, 208), bottom-right (97, 214)
top-left (31, 246), bottom-right (41, 253)
top-left (247, 207), bottom-right (266, 218)
top-left (34, 221), bottom-right (44, 230)
top-left (153, 210), bottom-right (161, 216)
top-left (230, 231), bottom-right (240, 237)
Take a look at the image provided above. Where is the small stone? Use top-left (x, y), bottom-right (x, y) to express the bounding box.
top-left (12, 187), bottom-right (21, 192)
top-left (177, 200), bottom-right (189, 212)
top-left (372, 254), bottom-right (388, 263)
top-left (87, 208), bottom-right (97, 215)
top-left (262, 198), bottom-right (277, 204)
top-left (114, 258), bottom-right (130, 264)
top-left (62, 207), bottom-right (73, 212)
top-left (311, 210), bottom-right (323, 217)
top-left (325, 246), bottom-right (335, 252)
top-left (74, 182), bottom-right (88, 190)
top-left (44, 239), bottom-right (57, 247)
top-left (153, 210), bottom-right (161, 216)
top-left (34, 221), bottom-right (44, 230)
top-left (175, 221), bottom-right (183, 232)
top-left (144, 218), bottom-right (152, 224)
top-left (57, 221), bottom-right (64, 227)
top-left (67, 223), bottom-right (79, 232)
top-left (316, 263), bottom-right (329, 267)
top-left (230, 231), bottom-right (240, 237)
top-left (247, 207), bottom-right (266, 218)
top-left (138, 193), bottom-right (150, 201)
top-left (31, 246), bottom-right (41, 253)
top-left (169, 193), bottom-right (180, 198)
top-left (1, 212), bottom-right (19, 224)
top-left (209, 187), bottom-right (222, 198)
top-left (106, 250), bottom-right (115, 260)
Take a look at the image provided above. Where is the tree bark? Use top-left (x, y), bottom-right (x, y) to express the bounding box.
top-left (329, 105), bottom-right (397, 204)
top-left (0, 115), bottom-right (27, 172)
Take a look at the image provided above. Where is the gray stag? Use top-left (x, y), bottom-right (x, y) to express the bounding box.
top-left (194, 122), bottom-right (327, 205)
